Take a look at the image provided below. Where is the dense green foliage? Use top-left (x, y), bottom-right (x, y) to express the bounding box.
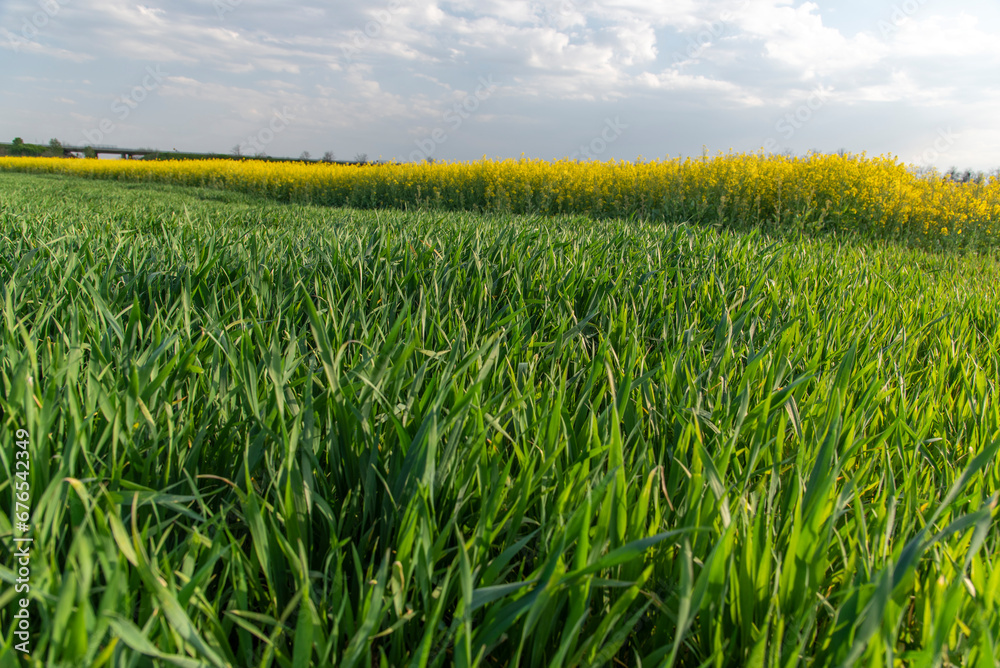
top-left (0, 139), bottom-right (64, 159)
top-left (1, 173), bottom-right (999, 666)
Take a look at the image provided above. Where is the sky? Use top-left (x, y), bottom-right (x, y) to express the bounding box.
top-left (2, 0), bottom-right (999, 170)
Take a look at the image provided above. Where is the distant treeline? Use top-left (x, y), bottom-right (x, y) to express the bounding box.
top-left (137, 151), bottom-right (367, 165)
top-left (0, 138), bottom-right (373, 165)
top-left (1, 138), bottom-right (67, 157)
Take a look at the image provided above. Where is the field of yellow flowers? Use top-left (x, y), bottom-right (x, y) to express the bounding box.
top-left (1, 153), bottom-right (998, 248)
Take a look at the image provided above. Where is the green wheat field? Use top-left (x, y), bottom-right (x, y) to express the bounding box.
top-left (1, 171), bottom-right (999, 667)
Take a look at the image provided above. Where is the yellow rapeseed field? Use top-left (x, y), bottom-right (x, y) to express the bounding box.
top-left (2, 153), bottom-right (997, 246)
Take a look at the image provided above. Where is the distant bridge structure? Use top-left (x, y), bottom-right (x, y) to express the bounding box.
top-left (1, 142), bottom-right (375, 164)
top-left (60, 145), bottom-right (153, 159)
top-left (56, 146), bottom-right (370, 164)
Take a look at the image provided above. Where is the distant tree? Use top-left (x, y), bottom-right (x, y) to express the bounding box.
top-left (231, 144), bottom-right (243, 157)
top-left (12, 137), bottom-right (24, 148)
top-left (353, 152), bottom-right (368, 164)
top-left (45, 138), bottom-right (64, 157)
top-left (944, 167), bottom-right (985, 185)
top-left (84, 147), bottom-right (97, 159)
top-left (300, 151), bottom-right (311, 161)
top-left (322, 150), bottom-right (335, 162)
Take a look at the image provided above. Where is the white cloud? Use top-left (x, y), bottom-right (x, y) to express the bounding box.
top-left (733, 2), bottom-right (886, 79)
top-left (887, 12), bottom-right (1000, 58)
top-left (832, 70), bottom-right (949, 105)
top-left (0, 28), bottom-right (95, 61)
